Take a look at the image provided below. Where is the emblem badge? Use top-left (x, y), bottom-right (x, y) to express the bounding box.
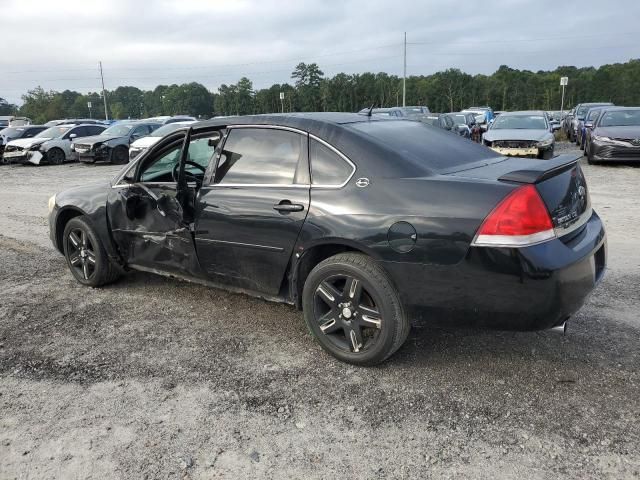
top-left (355, 178), bottom-right (370, 188)
top-left (632, 138), bottom-right (640, 146)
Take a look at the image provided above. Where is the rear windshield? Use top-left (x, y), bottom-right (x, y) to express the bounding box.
top-left (348, 120), bottom-right (500, 172)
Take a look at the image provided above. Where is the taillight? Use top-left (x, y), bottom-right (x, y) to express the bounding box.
top-left (472, 184), bottom-right (555, 247)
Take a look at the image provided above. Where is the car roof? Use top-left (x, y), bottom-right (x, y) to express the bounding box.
top-left (498, 110), bottom-right (546, 116)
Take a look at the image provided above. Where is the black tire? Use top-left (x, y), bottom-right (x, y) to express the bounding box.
top-left (63, 216), bottom-right (121, 287)
top-left (111, 146), bottom-right (128, 165)
top-left (47, 147), bottom-right (66, 165)
top-left (302, 252), bottom-right (409, 366)
top-left (587, 146), bottom-right (599, 165)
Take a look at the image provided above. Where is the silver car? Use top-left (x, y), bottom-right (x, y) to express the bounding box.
top-left (2, 123), bottom-right (106, 165)
top-left (482, 111), bottom-right (557, 159)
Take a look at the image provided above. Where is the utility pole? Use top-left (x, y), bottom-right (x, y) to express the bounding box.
top-left (402, 32), bottom-right (407, 107)
top-left (99, 61), bottom-right (109, 121)
top-left (560, 77), bottom-right (568, 114)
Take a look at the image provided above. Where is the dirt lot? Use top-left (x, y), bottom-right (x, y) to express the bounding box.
top-left (0, 143), bottom-right (638, 479)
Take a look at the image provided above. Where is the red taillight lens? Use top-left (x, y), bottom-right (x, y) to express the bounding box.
top-left (473, 184), bottom-right (555, 247)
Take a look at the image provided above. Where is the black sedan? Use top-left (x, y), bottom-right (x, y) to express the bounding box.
top-left (73, 121), bottom-right (160, 164)
top-left (48, 113), bottom-right (606, 365)
top-left (585, 107), bottom-right (640, 164)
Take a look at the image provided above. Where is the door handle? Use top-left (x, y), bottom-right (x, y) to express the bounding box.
top-left (273, 202), bottom-right (304, 213)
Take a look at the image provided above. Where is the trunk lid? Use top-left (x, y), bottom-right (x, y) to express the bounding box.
top-left (446, 154), bottom-right (591, 238)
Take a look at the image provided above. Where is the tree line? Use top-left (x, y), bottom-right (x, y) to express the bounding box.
top-left (3, 58), bottom-right (639, 123)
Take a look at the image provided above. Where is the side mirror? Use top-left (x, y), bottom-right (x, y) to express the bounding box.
top-left (584, 122), bottom-right (593, 129)
top-left (69, 133), bottom-right (77, 139)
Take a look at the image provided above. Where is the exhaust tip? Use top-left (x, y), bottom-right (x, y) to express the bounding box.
top-left (550, 322), bottom-right (567, 335)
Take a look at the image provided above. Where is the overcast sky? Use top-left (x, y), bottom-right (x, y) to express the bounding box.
top-left (1, 0), bottom-right (638, 104)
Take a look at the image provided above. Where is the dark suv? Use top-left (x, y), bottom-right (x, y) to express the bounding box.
top-left (74, 121), bottom-right (160, 164)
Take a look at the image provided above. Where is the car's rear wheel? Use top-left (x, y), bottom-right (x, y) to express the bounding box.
top-left (47, 148), bottom-right (65, 165)
top-left (111, 146), bottom-right (128, 165)
top-left (302, 252), bottom-right (409, 366)
top-left (63, 216), bottom-right (121, 287)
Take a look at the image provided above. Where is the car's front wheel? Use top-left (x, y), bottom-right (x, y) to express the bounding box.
top-left (63, 216), bottom-right (121, 287)
top-left (302, 253), bottom-right (410, 366)
top-left (47, 148), bottom-right (65, 165)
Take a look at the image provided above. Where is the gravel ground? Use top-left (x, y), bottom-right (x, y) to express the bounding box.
top-left (0, 144), bottom-right (638, 479)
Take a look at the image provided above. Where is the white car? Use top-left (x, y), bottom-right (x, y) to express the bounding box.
top-left (128, 120), bottom-right (196, 161)
top-left (2, 123), bottom-right (106, 165)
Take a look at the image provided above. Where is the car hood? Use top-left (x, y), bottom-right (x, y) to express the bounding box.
top-left (6, 137), bottom-right (52, 148)
top-left (74, 134), bottom-right (125, 146)
top-left (595, 125), bottom-right (640, 139)
top-left (130, 136), bottom-right (161, 149)
top-left (483, 129), bottom-right (550, 142)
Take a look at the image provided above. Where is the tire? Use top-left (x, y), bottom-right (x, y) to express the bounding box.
top-left (47, 148), bottom-right (66, 165)
top-left (587, 146), bottom-right (599, 165)
top-left (111, 146), bottom-right (128, 165)
top-left (540, 148), bottom-right (554, 160)
top-left (63, 216), bottom-right (121, 287)
top-left (302, 252), bottom-right (409, 366)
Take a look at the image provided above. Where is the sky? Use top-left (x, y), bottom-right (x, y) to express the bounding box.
top-left (1, 0), bottom-right (638, 104)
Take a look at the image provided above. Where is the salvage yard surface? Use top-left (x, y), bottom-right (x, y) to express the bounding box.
top-left (0, 144), bottom-right (638, 479)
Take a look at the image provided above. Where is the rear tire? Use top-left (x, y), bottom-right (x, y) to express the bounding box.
top-left (63, 216), bottom-right (121, 287)
top-left (111, 146), bottom-right (128, 165)
top-left (302, 252), bottom-right (410, 366)
top-left (47, 147), bottom-right (65, 165)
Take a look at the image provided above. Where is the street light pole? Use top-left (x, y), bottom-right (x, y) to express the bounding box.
top-left (99, 61), bottom-right (109, 121)
top-left (402, 32), bottom-right (407, 107)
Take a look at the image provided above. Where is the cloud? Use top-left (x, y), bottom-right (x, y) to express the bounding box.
top-left (1, 0), bottom-right (638, 104)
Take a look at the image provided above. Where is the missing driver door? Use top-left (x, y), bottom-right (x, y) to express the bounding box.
top-left (107, 129), bottom-right (216, 277)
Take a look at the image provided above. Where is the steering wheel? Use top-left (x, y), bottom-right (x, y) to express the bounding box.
top-left (172, 161), bottom-right (206, 183)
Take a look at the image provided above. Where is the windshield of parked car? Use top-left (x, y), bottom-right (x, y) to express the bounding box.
top-left (401, 107), bottom-right (427, 115)
top-left (422, 117), bottom-right (439, 126)
top-left (0, 127), bottom-right (26, 139)
top-left (150, 123), bottom-right (193, 137)
top-left (491, 115), bottom-right (547, 130)
top-left (103, 124), bottom-right (134, 136)
top-left (599, 109), bottom-right (640, 127)
top-left (450, 114), bottom-right (467, 124)
top-left (35, 126), bottom-right (70, 138)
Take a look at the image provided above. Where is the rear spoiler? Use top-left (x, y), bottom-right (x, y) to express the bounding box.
top-left (498, 154), bottom-right (582, 184)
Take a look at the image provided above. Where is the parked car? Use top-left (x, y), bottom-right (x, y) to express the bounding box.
top-left (0, 116), bottom-right (14, 128)
top-left (44, 119), bottom-right (103, 127)
top-left (482, 111), bottom-right (557, 159)
top-left (585, 107), bottom-right (640, 164)
top-left (144, 115), bottom-right (198, 124)
top-left (3, 123), bottom-right (106, 165)
top-left (128, 121), bottom-right (197, 161)
top-left (47, 113), bottom-right (605, 365)
top-left (357, 106), bottom-right (430, 119)
top-left (569, 102), bottom-right (614, 143)
top-left (1, 125), bottom-right (47, 160)
top-left (462, 106), bottom-right (495, 130)
top-left (562, 108), bottom-right (575, 137)
top-left (578, 107), bottom-right (604, 150)
top-left (447, 112), bottom-right (481, 140)
top-left (73, 121), bottom-right (160, 164)
top-left (421, 114), bottom-right (459, 133)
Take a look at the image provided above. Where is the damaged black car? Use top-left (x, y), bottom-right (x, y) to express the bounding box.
top-left (74, 121), bottom-right (160, 164)
top-left (48, 113), bottom-right (606, 365)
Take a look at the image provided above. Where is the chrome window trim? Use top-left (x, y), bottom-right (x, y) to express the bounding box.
top-left (206, 124), bottom-right (357, 190)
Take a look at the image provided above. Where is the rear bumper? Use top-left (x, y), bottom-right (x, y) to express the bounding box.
top-left (381, 211), bottom-right (606, 331)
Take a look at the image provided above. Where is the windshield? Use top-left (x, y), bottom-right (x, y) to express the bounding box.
top-left (151, 123), bottom-right (193, 137)
top-left (599, 110), bottom-right (640, 127)
top-left (491, 115), bottom-right (547, 130)
top-left (577, 104), bottom-right (611, 119)
top-left (35, 126), bottom-right (70, 138)
top-left (422, 117), bottom-right (439, 126)
top-left (0, 127), bottom-right (25, 138)
top-left (401, 107), bottom-right (428, 115)
top-left (451, 114), bottom-right (467, 123)
top-left (103, 124), bottom-right (134, 136)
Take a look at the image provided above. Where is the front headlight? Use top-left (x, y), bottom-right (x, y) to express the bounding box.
top-left (592, 135), bottom-right (612, 143)
top-left (48, 194), bottom-right (57, 213)
top-left (29, 143), bottom-right (42, 151)
top-left (537, 138), bottom-right (554, 147)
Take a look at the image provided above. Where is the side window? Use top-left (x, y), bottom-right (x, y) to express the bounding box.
top-left (23, 129), bottom-right (39, 138)
top-left (132, 126), bottom-right (147, 139)
top-left (214, 128), bottom-right (305, 185)
top-left (310, 138), bottom-right (353, 186)
top-left (68, 127), bottom-right (85, 138)
top-left (90, 126), bottom-right (105, 135)
top-left (140, 143), bottom-right (182, 183)
top-left (186, 137), bottom-right (216, 171)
